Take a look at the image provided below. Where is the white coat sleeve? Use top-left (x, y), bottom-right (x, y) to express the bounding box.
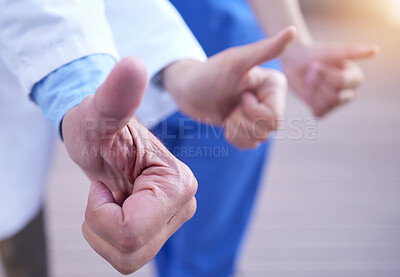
top-left (0, 0), bottom-right (119, 94)
top-left (105, 0), bottom-right (207, 127)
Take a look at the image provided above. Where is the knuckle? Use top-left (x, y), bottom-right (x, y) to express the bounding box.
top-left (270, 70), bottom-right (288, 87)
top-left (181, 198), bottom-right (197, 223)
top-left (177, 162), bottom-right (198, 200)
top-left (84, 206), bottom-right (95, 225)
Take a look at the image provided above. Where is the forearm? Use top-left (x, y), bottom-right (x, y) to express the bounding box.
top-left (248, 0), bottom-right (312, 46)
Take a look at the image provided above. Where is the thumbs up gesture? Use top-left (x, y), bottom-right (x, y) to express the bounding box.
top-left (281, 42), bottom-right (378, 117)
top-left (163, 27), bottom-right (297, 149)
top-left (62, 57), bottom-right (198, 274)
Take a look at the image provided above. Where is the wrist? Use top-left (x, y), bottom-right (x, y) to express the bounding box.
top-left (161, 59), bottom-right (202, 104)
top-left (281, 36), bottom-right (313, 64)
top-left (279, 25), bottom-right (313, 61)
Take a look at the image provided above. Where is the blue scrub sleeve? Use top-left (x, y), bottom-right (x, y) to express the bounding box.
top-left (30, 54), bottom-right (116, 139)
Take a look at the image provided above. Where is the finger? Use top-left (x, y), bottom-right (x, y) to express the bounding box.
top-left (241, 67), bottom-right (287, 121)
top-left (84, 181), bottom-right (140, 253)
top-left (308, 61), bottom-right (364, 91)
top-left (82, 197), bottom-right (197, 275)
top-left (338, 89), bottom-right (357, 105)
top-left (341, 61), bottom-right (365, 89)
top-left (310, 82), bottom-right (341, 117)
top-left (306, 66), bottom-right (335, 117)
top-left (224, 105), bottom-right (266, 149)
top-left (85, 181), bottom-right (168, 254)
top-left (86, 174), bottom-right (196, 254)
top-left (258, 74), bottom-right (287, 120)
top-left (82, 221), bottom-right (151, 275)
top-left (241, 93), bottom-right (276, 133)
top-left (228, 26), bottom-right (296, 72)
top-left (317, 44), bottom-right (379, 64)
top-left (85, 57), bottom-right (148, 136)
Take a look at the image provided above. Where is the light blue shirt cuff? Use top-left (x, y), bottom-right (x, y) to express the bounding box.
top-left (30, 54), bottom-right (116, 139)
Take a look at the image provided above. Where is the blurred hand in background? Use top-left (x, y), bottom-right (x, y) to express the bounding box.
top-left (249, 0), bottom-right (378, 117)
top-left (281, 43), bottom-right (377, 117)
top-left (163, 27), bottom-right (296, 149)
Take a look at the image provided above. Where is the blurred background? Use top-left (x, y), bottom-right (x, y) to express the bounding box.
top-left (1, 0), bottom-right (399, 276)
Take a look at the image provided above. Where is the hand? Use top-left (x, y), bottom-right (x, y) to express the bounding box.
top-left (281, 43), bottom-right (378, 117)
top-left (162, 27), bottom-right (297, 149)
top-left (62, 57), bottom-right (198, 274)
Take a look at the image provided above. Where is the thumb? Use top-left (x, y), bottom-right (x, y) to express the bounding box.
top-left (228, 26), bottom-right (297, 72)
top-left (91, 57), bottom-right (148, 132)
top-left (316, 44), bottom-right (379, 65)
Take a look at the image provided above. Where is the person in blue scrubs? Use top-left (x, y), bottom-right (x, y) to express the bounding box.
top-left (152, 1), bottom-right (280, 276)
top-left (152, 0), bottom-right (377, 275)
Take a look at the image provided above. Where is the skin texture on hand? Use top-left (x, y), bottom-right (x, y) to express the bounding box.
top-left (248, 0), bottom-right (378, 117)
top-left (163, 27), bottom-right (297, 149)
top-left (281, 43), bottom-right (378, 117)
top-left (62, 57), bottom-right (198, 274)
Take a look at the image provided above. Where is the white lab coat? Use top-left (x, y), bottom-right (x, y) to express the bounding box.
top-left (0, 58), bottom-right (55, 241)
top-left (0, 0), bottom-right (205, 240)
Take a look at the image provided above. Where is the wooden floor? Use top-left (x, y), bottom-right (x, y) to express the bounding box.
top-left (1, 3), bottom-right (400, 277)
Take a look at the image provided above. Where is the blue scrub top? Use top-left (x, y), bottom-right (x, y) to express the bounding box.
top-left (169, 0), bottom-right (281, 69)
top-left (155, 2), bottom-right (279, 276)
